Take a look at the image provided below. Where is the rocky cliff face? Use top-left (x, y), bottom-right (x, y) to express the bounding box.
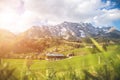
top-left (1, 21), bottom-right (120, 41)
top-left (18, 21), bottom-right (120, 41)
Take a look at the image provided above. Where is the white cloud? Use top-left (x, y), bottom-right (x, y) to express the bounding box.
top-left (0, 0), bottom-right (120, 33)
top-left (93, 9), bottom-right (120, 26)
top-left (23, 0), bottom-right (119, 24)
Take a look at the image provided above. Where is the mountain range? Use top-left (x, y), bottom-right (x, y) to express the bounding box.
top-left (20, 21), bottom-right (120, 41)
top-left (1, 21), bottom-right (120, 41)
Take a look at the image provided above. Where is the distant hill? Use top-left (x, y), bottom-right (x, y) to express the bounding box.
top-left (0, 29), bottom-right (16, 56)
top-left (0, 29), bottom-right (16, 40)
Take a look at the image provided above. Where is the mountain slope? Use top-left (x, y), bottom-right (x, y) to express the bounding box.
top-left (0, 29), bottom-right (16, 41)
top-left (20, 21), bottom-right (116, 41)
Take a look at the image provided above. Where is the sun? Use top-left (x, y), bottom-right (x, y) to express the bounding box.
top-left (0, 10), bottom-right (27, 33)
top-left (0, 10), bottom-right (39, 33)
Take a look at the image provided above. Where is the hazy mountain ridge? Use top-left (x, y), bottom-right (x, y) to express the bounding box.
top-left (20, 21), bottom-right (119, 41)
top-left (0, 29), bottom-right (16, 41)
top-left (0, 21), bottom-right (120, 41)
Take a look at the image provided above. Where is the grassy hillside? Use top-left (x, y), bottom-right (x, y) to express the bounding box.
top-left (1, 44), bottom-right (120, 80)
top-left (3, 44), bottom-right (118, 69)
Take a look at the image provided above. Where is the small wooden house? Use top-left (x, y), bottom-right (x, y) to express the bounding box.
top-left (46, 52), bottom-right (66, 60)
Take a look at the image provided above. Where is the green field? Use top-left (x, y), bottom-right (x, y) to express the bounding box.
top-left (1, 44), bottom-right (120, 80)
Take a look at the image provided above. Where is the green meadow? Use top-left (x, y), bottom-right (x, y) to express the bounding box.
top-left (1, 44), bottom-right (120, 80)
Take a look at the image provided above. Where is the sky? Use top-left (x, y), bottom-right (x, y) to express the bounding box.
top-left (0, 0), bottom-right (120, 33)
